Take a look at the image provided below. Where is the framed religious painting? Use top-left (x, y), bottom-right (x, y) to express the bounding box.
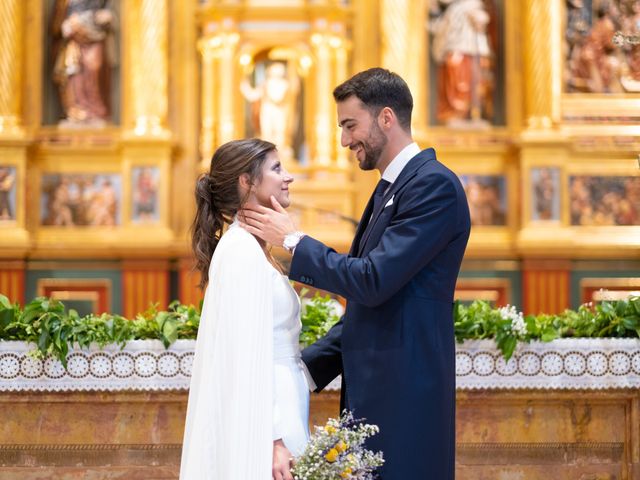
top-left (0, 166), bottom-right (17, 224)
top-left (561, 0), bottom-right (640, 121)
top-left (0, 149), bottom-right (29, 249)
top-left (568, 175), bottom-right (638, 226)
top-left (519, 151), bottom-right (639, 256)
top-left (442, 149), bottom-right (518, 256)
top-left (530, 167), bottom-right (562, 223)
top-left (131, 166), bottom-right (160, 224)
top-left (523, 166), bottom-right (563, 226)
top-left (40, 173), bottom-right (122, 227)
top-left (459, 174), bottom-right (508, 227)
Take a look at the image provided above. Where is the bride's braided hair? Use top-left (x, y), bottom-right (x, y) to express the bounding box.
top-left (191, 138), bottom-right (276, 289)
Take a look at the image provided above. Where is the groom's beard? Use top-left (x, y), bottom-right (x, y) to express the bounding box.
top-left (357, 122), bottom-right (388, 171)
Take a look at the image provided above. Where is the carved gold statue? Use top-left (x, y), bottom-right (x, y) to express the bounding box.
top-left (51, 0), bottom-right (116, 126)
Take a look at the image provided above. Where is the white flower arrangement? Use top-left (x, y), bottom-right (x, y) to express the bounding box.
top-left (292, 411), bottom-right (384, 480)
top-left (498, 304), bottom-right (527, 337)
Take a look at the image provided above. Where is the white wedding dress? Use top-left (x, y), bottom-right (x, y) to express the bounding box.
top-left (180, 222), bottom-right (309, 480)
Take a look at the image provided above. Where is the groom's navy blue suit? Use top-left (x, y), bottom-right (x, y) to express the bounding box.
top-left (292, 148), bottom-right (471, 480)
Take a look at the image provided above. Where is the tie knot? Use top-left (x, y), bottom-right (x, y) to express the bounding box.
top-left (374, 179), bottom-right (391, 197)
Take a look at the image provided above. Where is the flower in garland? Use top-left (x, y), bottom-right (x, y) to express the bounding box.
top-left (292, 410), bottom-right (384, 480)
top-left (499, 304), bottom-right (527, 337)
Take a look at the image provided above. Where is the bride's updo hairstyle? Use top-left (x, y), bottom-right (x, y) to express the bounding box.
top-left (191, 138), bottom-right (276, 289)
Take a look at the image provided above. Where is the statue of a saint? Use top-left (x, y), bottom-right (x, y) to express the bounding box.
top-left (51, 0), bottom-right (116, 126)
top-left (430, 0), bottom-right (495, 127)
top-left (241, 61), bottom-right (300, 161)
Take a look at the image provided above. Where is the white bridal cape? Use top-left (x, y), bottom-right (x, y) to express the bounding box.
top-left (180, 223), bottom-right (309, 480)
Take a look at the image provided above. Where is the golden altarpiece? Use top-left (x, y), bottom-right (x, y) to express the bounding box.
top-left (0, 1), bottom-right (639, 478)
top-left (0, 0), bottom-right (638, 315)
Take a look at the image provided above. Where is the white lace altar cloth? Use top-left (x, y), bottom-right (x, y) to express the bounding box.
top-left (0, 338), bottom-right (638, 392)
top-left (0, 340), bottom-right (194, 392)
top-left (454, 338), bottom-right (640, 390)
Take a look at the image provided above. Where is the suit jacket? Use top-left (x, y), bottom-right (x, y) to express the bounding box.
top-left (293, 148), bottom-right (470, 480)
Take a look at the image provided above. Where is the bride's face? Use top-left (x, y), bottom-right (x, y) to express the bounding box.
top-left (251, 150), bottom-right (294, 209)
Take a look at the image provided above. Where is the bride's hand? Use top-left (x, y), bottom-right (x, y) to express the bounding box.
top-left (272, 439), bottom-right (294, 480)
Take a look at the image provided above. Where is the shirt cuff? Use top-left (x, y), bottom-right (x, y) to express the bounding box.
top-left (299, 360), bottom-right (317, 392)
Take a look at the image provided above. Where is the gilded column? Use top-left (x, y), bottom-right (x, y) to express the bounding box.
top-left (333, 36), bottom-right (349, 169)
top-left (0, 0), bottom-right (24, 135)
top-left (311, 27), bottom-right (333, 169)
top-left (198, 40), bottom-right (218, 164)
top-left (129, 0), bottom-right (169, 136)
top-left (380, 0), bottom-right (425, 132)
top-left (380, 0), bottom-right (409, 74)
top-left (217, 30), bottom-right (239, 146)
top-left (523, 0), bottom-right (561, 129)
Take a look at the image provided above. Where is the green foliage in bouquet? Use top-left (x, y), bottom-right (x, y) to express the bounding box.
top-left (0, 295), bottom-right (200, 367)
top-left (292, 411), bottom-right (384, 480)
top-left (454, 295), bottom-right (640, 361)
top-left (299, 289), bottom-right (341, 348)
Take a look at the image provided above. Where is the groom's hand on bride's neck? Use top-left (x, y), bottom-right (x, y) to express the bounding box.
top-left (239, 196), bottom-right (296, 246)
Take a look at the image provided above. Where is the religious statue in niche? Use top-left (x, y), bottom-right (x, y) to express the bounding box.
top-left (566, 0), bottom-right (640, 93)
top-left (429, 0), bottom-right (499, 127)
top-left (0, 167), bottom-right (16, 222)
top-left (241, 60), bottom-right (301, 163)
top-left (51, 0), bottom-right (117, 126)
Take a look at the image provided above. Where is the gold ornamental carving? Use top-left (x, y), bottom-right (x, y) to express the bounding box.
top-left (198, 27), bottom-right (240, 163)
top-left (128, 0), bottom-right (169, 137)
top-left (379, 0), bottom-right (425, 132)
top-left (0, 0), bottom-right (24, 135)
top-left (380, 0), bottom-right (409, 73)
top-left (523, 0), bottom-right (561, 129)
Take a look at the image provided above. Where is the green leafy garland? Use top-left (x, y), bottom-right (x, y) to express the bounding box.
top-left (454, 296), bottom-right (640, 360)
top-left (0, 293), bottom-right (638, 366)
top-left (0, 295), bottom-right (199, 367)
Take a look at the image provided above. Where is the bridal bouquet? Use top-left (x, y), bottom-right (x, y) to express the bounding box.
top-left (292, 411), bottom-right (384, 480)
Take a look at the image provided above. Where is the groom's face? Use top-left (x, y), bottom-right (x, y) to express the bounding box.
top-left (337, 96), bottom-right (388, 171)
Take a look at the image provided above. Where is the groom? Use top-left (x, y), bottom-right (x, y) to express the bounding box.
top-left (241, 68), bottom-right (470, 480)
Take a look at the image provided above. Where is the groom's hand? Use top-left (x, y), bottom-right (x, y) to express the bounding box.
top-left (239, 196), bottom-right (296, 247)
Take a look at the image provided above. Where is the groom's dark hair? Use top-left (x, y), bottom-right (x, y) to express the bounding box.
top-left (333, 68), bottom-right (413, 132)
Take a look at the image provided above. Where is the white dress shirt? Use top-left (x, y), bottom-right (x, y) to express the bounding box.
top-left (381, 142), bottom-right (421, 185)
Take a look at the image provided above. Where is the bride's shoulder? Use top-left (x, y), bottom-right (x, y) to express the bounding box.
top-left (215, 224), bottom-right (263, 262)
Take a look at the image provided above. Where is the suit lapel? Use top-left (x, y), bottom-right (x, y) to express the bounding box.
top-left (349, 192), bottom-right (376, 256)
top-left (356, 148), bottom-right (435, 256)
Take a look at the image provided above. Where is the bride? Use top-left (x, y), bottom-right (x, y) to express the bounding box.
top-left (180, 139), bottom-right (309, 480)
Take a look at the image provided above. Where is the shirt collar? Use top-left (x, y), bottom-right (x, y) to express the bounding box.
top-left (381, 142), bottom-right (421, 184)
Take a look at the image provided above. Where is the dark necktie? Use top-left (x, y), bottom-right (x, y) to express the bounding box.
top-left (354, 179), bottom-right (392, 254)
top-left (371, 179), bottom-right (391, 218)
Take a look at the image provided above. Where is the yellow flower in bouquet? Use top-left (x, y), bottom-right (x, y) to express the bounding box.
top-left (325, 448), bottom-right (339, 462)
top-left (291, 410), bottom-right (384, 480)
